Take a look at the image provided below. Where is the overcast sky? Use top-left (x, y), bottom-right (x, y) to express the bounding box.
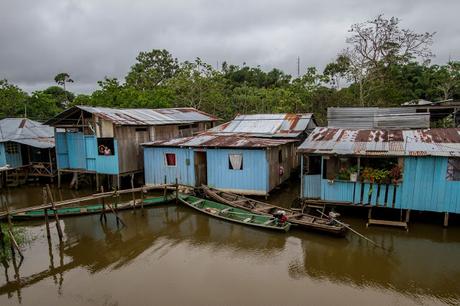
top-left (1, 0), bottom-right (459, 94)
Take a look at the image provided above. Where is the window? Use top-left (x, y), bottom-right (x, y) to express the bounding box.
top-left (165, 153), bottom-right (177, 166)
top-left (135, 127), bottom-right (147, 132)
top-left (278, 150), bottom-right (283, 163)
top-left (303, 156), bottom-right (321, 175)
top-left (228, 154), bottom-right (243, 170)
top-left (447, 158), bottom-right (460, 181)
top-left (97, 138), bottom-right (115, 156)
top-left (6, 142), bottom-right (18, 154)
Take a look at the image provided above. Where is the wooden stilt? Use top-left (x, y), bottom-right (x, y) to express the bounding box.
top-left (43, 188), bottom-right (51, 239)
top-left (163, 185), bottom-right (167, 201)
top-left (114, 189), bottom-right (120, 226)
top-left (131, 174), bottom-right (136, 210)
top-left (99, 186), bottom-right (107, 223)
top-left (57, 170), bottom-right (61, 189)
top-left (46, 184), bottom-right (63, 242)
top-left (175, 178), bottom-right (179, 204)
top-left (140, 187), bottom-right (144, 211)
top-left (443, 212), bottom-right (449, 227)
top-left (1, 194), bottom-right (23, 258)
top-left (405, 209), bottom-right (411, 223)
top-left (96, 174), bottom-right (100, 192)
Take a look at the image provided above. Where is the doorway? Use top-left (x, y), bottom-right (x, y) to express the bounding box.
top-left (194, 151), bottom-right (207, 186)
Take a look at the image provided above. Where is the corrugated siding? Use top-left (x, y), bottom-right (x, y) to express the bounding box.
top-left (0, 143), bottom-right (6, 167)
top-left (207, 149), bottom-right (268, 194)
top-left (321, 180), bottom-right (355, 203)
top-left (303, 175), bottom-right (321, 198)
top-left (56, 132), bottom-right (119, 174)
top-left (400, 157), bottom-right (460, 213)
top-left (144, 147), bottom-right (195, 186)
top-left (55, 132), bottom-right (69, 169)
top-left (95, 138), bottom-right (119, 174)
top-left (67, 132), bottom-right (86, 169)
top-left (85, 136), bottom-right (97, 171)
top-left (5, 142), bottom-right (22, 168)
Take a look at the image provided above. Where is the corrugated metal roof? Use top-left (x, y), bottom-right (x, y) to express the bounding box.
top-left (209, 113), bottom-right (315, 138)
top-left (298, 127), bottom-right (460, 157)
top-left (142, 133), bottom-right (297, 149)
top-left (327, 107), bottom-right (430, 129)
top-left (0, 118), bottom-right (54, 149)
top-left (46, 106), bottom-right (219, 126)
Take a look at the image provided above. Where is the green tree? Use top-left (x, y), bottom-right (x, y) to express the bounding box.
top-left (126, 49), bottom-right (179, 90)
top-left (0, 79), bottom-right (29, 118)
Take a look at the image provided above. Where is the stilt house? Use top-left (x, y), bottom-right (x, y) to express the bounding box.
top-left (0, 118), bottom-right (55, 182)
top-left (142, 113), bottom-right (316, 195)
top-left (45, 106), bottom-right (218, 187)
top-left (298, 127), bottom-right (460, 215)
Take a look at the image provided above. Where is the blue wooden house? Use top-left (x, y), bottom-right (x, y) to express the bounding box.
top-left (143, 114), bottom-right (316, 195)
top-left (45, 106), bottom-right (218, 188)
top-left (298, 127), bottom-right (460, 220)
top-left (0, 118), bottom-right (55, 182)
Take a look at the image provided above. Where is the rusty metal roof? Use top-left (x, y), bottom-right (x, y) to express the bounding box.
top-left (142, 133), bottom-right (297, 149)
top-left (0, 118), bottom-right (54, 149)
top-left (209, 113), bottom-right (315, 138)
top-left (46, 106), bottom-right (219, 126)
top-left (297, 127), bottom-right (460, 157)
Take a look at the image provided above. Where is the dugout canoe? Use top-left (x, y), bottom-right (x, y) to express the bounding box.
top-left (178, 194), bottom-right (290, 232)
top-left (202, 186), bottom-right (347, 236)
top-left (12, 195), bottom-right (174, 220)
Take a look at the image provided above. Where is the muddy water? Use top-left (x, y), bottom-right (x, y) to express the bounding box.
top-left (0, 184), bottom-right (459, 305)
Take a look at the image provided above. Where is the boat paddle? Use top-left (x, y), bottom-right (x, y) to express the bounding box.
top-left (316, 209), bottom-right (388, 251)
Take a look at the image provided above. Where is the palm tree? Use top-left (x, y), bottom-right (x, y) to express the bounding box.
top-left (54, 73), bottom-right (74, 105)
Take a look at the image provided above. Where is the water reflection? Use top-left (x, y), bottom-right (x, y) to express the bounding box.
top-left (0, 189), bottom-right (459, 305)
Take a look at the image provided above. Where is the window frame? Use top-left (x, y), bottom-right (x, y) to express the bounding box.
top-left (164, 152), bottom-right (177, 167)
top-left (228, 153), bottom-right (243, 170)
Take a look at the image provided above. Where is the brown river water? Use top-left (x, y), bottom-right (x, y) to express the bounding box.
top-left (0, 183), bottom-right (459, 305)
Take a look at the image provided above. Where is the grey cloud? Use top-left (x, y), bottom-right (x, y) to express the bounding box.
top-left (0, 0), bottom-right (459, 94)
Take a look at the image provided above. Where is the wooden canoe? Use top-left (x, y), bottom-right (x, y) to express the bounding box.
top-left (12, 195), bottom-right (175, 221)
top-left (202, 186), bottom-right (347, 236)
top-left (178, 194), bottom-right (291, 232)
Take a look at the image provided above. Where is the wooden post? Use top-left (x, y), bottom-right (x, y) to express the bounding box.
top-left (96, 173), bottom-right (100, 192)
top-left (100, 186), bottom-right (107, 223)
top-left (175, 178), bottom-right (179, 204)
top-left (163, 185), bottom-right (167, 201)
top-left (131, 174), bottom-right (136, 210)
top-left (43, 188), bottom-right (51, 239)
top-left (443, 212), bottom-right (449, 227)
top-left (48, 149), bottom-right (54, 183)
top-left (405, 209), bottom-right (411, 223)
top-left (57, 170), bottom-right (61, 189)
top-left (1, 194), bottom-right (23, 258)
top-left (46, 184), bottom-right (63, 242)
top-left (140, 187), bottom-right (144, 211)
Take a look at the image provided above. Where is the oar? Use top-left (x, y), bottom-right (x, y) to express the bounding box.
top-left (316, 209), bottom-right (387, 250)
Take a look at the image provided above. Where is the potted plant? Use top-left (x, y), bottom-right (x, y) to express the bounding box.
top-left (348, 165), bottom-right (359, 182)
top-left (389, 165), bottom-right (402, 184)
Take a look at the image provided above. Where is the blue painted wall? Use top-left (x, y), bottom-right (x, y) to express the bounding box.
top-left (400, 157), bottom-right (460, 213)
top-left (55, 132), bottom-right (119, 175)
top-left (301, 155), bottom-right (460, 213)
top-left (0, 143), bottom-right (6, 167)
top-left (144, 147), bottom-right (195, 186)
top-left (207, 149), bottom-right (268, 194)
top-left (5, 142), bottom-right (22, 168)
top-left (144, 147), bottom-right (270, 194)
